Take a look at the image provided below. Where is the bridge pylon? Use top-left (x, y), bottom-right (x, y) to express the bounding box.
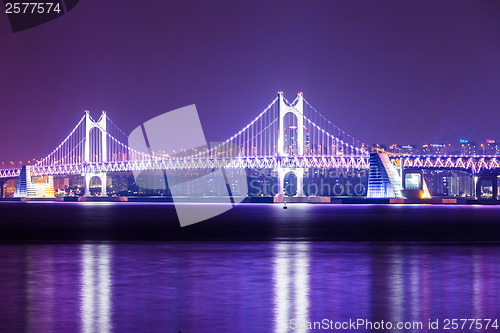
top-left (276, 92), bottom-right (305, 197)
top-left (84, 110), bottom-right (108, 196)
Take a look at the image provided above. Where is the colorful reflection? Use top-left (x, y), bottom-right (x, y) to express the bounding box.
top-left (0, 243), bottom-right (498, 332)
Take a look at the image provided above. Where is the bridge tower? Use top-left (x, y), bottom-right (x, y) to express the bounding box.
top-left (277, 92), bottom-right (305, 197)
top-left (84, 110), bottom-right (107, 196)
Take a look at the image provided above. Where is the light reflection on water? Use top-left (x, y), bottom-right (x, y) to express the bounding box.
top-left (81, 244), bottom-right (111, 333)
top-left (274, 243), bottom-right (310, 333)
top-left (0, 242), bottom-right (500, 332)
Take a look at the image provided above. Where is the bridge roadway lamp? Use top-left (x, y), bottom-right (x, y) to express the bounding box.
top-left (128, 105), bottom-right (248, 227)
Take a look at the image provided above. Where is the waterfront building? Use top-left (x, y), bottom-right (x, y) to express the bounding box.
top-left (372, 144), bottom-right (387, 152)
top-left (423, 170), bottom-right (473, 197)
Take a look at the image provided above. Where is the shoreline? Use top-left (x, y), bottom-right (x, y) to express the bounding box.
top-left (0, 196), bottom-right (499, 205)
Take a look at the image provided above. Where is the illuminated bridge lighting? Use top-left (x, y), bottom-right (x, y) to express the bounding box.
top-left (0, 92), bottom-right (499, 198)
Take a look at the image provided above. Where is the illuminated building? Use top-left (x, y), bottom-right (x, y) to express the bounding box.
top-left (421, 144), bottom-right (446, 155)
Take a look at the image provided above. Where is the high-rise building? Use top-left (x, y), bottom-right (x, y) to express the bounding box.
top-left (422, 144), bottom-right (446, 155)
top-left (423, 170), bottom-right (473, 197)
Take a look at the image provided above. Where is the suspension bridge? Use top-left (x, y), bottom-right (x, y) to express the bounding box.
top-left (0, 92), bottom-right (499, 199)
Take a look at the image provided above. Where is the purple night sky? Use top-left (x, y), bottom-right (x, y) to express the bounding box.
top-left (0, 0), bottom-right (499, 165)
